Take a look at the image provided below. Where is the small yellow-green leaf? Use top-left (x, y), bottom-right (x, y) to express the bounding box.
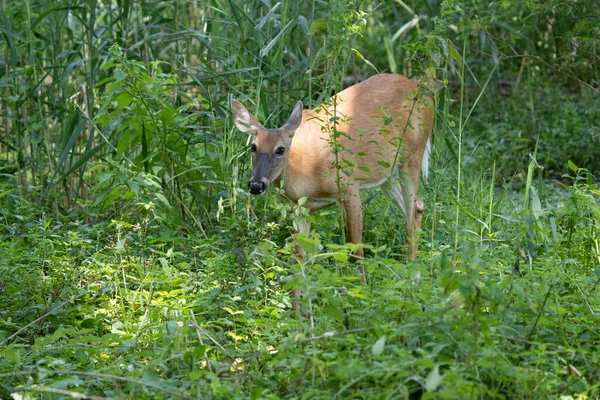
top-left (447, 45), bottom-right (463, 69)
top-left (332, 253), bottom-right (348, 262)
top-left (351, 48), bottom-right (379, 74)
top-left (348, 288), bottom-right (369, 300)
top-left (223, 307), bottom-right (244, 316)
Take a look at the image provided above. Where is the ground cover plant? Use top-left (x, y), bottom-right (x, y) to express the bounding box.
top-left (1, 0), bottom-right (599, 398)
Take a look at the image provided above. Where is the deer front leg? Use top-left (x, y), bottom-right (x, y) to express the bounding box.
top-left (293, 212), bottom-right (311, 261)
top-left (291, 208), bottom-right (311, 311)
top-left (342, 192), bottom-right (366, 284)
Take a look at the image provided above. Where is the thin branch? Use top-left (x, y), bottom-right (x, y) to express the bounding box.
top-left (502, 53), bottom-right (600, 95)
top-left (0, 290), bottom-right (92, 346)
top-left (13, 386), bottom-right (109, 400)
top-left (526, 285), bottom-right (553, 342)
top-left (189, 311), bottom-right (213, 372)
top-left (0, 370), bottom-right (198, 400)
top-left (189, 312), bottom-right (228, 354)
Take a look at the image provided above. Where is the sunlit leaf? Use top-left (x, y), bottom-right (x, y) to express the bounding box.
top-left (425, 365), bottom-right (443, 392)
top-left (372, 336), bottom-right (385, 356)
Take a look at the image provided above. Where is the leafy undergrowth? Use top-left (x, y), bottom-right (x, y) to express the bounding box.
top-left (2, 171), bottom-right (599, 400)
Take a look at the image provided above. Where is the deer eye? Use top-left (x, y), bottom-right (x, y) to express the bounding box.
top-left (275, 147), bottom-right (285, 155)
top-left (250, 143), bottom-right (257, 152)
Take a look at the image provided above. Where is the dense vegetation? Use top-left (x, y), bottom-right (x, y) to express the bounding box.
top-left (1, 0), bottom-right (599, 398)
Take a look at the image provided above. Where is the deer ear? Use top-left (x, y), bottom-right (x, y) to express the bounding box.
top-left (281, 101), bottom-right (303, 137)
top-left (231, 99), bottom-right (262, 135)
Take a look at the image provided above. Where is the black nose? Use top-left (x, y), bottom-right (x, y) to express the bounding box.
top-left (248, 181), bottom-right (266, 195)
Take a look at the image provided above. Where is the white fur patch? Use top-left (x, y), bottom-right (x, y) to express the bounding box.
top-left (421, 137), bottom-right (432, 181)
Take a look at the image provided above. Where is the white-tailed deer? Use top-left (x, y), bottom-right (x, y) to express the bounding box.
top-left (231, 74), bottom-right (434, 283)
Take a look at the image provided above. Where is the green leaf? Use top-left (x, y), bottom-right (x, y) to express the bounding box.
top-left (331, 253), bottom-right (348, 262)
top-left (116, 131), bottom-right (130, 159)
top-left (100, 62), bottom-right (117, 70)
top-left (142, 370), bottom-right (161, 384)
top-left (348, 287), bottom-right (369, 300)
top-left (94, 76), bottom-right (114, 88)
top-left (223, 307), bottom-right (244, 315)
top-left (372, 336), bottom-right (385, 356)
top-left (425, 365), bottom-right (443, 392)
top-left (254, 2), bottom-right (281, 31)
top-left (530, 186), bottom-right (542, 219)
top-left (188, 370), bottom-right (203, 380)
top-left (351, 48), bottom-right (379, 74)
top-left (51, 376), bottom-right (85, 389)
top-left (114, 70), bottom-right (127, 82)
top-left (568, 160), bottom-right (578, 172)
top-left (295, 234), bottom-right (319, 255)
top-left (325, 303), bottom-right (344, 322)
top-left (447, 44), bottom-right (463, 69)
top-left (260, 20), bottom-right (294, 58)
top-left (155, 193), bottom-right (171, 208)
top-left (102, 188), bottom-right (121, 208)
top-left (251, 387), bottom-right (264, 400)
top-left (159, 107), bottom-right (176, 125)
top-left (308, 19), bottom-right (327, 35)
top-left (128, 180), bottom-right (140, 196)
top-left (0, 189), bottom-right (14, 199)
top-left (116, 92), bottom-right (133, 109)
top-left (159, 257), bottom-right (172, 277)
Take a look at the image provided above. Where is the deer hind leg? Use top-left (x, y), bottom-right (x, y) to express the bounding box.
top-left (342, 191), bottom-right (366, 283)
top-left (293, 212), bottom-right (311, 261)
top-left (389, 165), bottom-right (423, 260)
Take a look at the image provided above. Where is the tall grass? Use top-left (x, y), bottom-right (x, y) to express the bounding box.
top-left (2, 0), bottom-right (598, 218)
top-left (4, 1), bottom-right (412, 219)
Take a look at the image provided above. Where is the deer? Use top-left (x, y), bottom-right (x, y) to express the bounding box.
top-left (231, 74), bottom-right (435, 285)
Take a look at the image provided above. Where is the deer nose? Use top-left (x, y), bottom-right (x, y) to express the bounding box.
top-left (248, 181), bottom-right (266, 195)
